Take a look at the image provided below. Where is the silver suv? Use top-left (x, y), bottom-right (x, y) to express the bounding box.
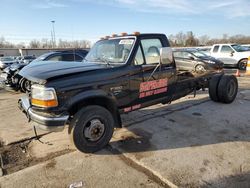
top-left (210, 44), bottom-right (250, 70)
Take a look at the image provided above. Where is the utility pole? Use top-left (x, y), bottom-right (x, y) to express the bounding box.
top-left (51, 20), bottom-right (56, 48)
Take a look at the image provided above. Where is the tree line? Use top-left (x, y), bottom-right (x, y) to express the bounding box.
top-left (1, 32), bottom-right (250, 49)
top-left (0, 37), bottom-right (91, 49)
top-left (168, 31), bottom-right (250, 47)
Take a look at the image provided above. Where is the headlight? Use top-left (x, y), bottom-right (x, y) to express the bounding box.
top-left (31, 85), bottom-right (58, 108)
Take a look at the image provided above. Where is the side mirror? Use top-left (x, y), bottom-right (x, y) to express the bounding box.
top-left (160, 47), bottom-right (173, 65)
top-left (188, 56), bottom-right (195, 60)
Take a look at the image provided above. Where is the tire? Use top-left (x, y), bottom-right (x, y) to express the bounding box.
top-left (20, 78), bottom-right (31, 93)
top-left (69, 105), bottom-right (114, 153)
top-left (217, 75), bottom-right (238, 104)
top-left (208, 74), bottom-right (223, 102)
top-left (195, 64), bottom-right (206, 73)
top-left (238, 59), bottom-right (247, 70)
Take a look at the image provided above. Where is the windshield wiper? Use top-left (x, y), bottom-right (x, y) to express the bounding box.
top-left (91, 57), bottom-right (111, 66)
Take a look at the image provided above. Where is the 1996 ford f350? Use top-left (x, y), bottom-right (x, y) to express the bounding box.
top-left (18, 32), bottom-right (238, 153)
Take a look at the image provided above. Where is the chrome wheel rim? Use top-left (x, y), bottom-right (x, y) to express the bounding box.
top-left (84, 119), bottom-right (105, 142)
top-left (196, 65), bottom-right (205, 73)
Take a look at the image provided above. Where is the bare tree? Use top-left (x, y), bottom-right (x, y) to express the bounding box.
top-left (57, 39), bottom-right (91, 48)
top-left (199, 35), bottom-right (210, 46)
top-left (41, 38), bottom-right (52, 48)
top-left (29, 40), bottom-right (41, 48)
top-left (0, 36), bottom-right (5, 48)
top-left (185, 31), bottom-right (199, 46)
top-left (175, 32), bottom-right (187, 46)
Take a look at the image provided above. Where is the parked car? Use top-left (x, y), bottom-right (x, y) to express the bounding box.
top-left (18, 55), bottom-right (36, 64)
top-left (242, 44), bottom-right (250, 50)
top-left (0, 56), bottom-right (18, 70)
top-left (32, 50), bottom-right (88, 63)
top-left (209, 44), bottom-right (250, 70)
top-left (197, 47), bottom-right (212, 56)
top-left (1, 50), bottom-right (89, 92)
top-left (173, 49), bottom-right (224, 73)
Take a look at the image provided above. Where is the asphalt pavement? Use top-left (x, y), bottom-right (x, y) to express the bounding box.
top-left (0, 75), bottom-right (250, 187)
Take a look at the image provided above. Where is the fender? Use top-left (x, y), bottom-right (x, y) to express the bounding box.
top-left (66, 89), bottom-right (122, 127)
top-left (66, 89), bottom-right (118, 109)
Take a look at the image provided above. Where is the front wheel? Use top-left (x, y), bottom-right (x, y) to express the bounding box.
top-left (238, 59), bottom-right (247, 70)
top-left (195, 64), bottom-right (206, 73)
top-left (69, 105), bottom-right (114, 153)
top-left (20, 78), bottom-right (31, 93)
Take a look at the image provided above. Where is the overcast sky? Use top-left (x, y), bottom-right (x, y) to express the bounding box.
top-left (0, 0), bottom-right (250, 44)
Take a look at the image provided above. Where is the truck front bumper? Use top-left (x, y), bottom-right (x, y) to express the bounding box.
top-left (18, 96), bottom-right (69, 132)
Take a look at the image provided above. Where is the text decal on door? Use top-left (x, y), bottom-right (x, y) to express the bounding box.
top-left (139, 79), bottom-right (168, 98)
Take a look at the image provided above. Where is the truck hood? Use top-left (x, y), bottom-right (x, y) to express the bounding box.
top-left (199, 56), bottom-right (223, 63)
top-left (19, 61), bottom-right (107, 84)
top-left (238, 51), bottom-right (250, 56)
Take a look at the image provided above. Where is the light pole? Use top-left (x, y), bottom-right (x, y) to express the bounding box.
top-left (51, 20), bottom-right (56, 48)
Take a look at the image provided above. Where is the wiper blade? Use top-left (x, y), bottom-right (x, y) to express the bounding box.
top-left (92, 57), bottom-right (111, 65)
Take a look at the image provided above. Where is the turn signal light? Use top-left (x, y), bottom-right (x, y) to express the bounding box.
top-left (133, 31), bottom-right (140, 35)
top-left (120, 32), bottom-right (128, 36)
top-left (31, 99), bottom-right (58, 108)
top-left (111, 33), bottom-right (118, 37)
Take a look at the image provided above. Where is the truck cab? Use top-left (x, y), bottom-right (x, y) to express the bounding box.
top-left (210, 44), bottom-right (250, 70)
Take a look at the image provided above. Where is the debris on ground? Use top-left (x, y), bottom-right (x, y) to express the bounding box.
top-left (69, 181), bottom-right (84, 188)
top-left (0, 139), bottom-right (74, 176)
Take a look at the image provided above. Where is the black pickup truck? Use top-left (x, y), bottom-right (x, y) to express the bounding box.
top-left (18, 33), bottom-right (238, 153)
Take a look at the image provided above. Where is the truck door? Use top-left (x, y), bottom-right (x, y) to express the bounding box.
top-left (217, 45), bottom-right (238, 66)
top-left (129, 37), bottom-right (175, 108)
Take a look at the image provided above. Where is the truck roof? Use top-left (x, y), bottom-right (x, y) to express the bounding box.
top-left (100, 33), bottom-right (167, 40)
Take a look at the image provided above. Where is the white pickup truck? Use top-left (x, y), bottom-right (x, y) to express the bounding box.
top-left (210, 44), bottom-right (250, 70)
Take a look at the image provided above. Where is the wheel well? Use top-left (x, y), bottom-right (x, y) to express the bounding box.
top-left (68, 97), bottom-right (122, 128)
top-left (238, 58), bottom-right (247, 64)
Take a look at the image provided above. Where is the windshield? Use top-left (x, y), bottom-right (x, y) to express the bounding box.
top-left (85, 38), bottom-right (135, 64)
top-left (191, 51), bottom-right (208, 58)
top-left (0, 57), bottom-right (14, 61)
top-left (231, 44), bottom-right (250, 52)
top-left (33, 53), bottom-right (52, 61)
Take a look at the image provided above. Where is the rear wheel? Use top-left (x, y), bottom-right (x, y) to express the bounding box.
top-left (217, 75), bottom-right (238, 103)
top-left (69, 105), bottom-right (114, 153)
top-left (238, 59), bottom-right (247, 70)
top-left (208, 74), bottom-right (223, 102)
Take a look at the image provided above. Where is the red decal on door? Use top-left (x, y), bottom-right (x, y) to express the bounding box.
top-left (139, 79), bottom-right (168, 98)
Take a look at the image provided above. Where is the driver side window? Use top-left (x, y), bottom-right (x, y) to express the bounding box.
top-left (134, 38), bottom-right (163, 66)
top-left (141, 39), bottom-right (162, 64)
